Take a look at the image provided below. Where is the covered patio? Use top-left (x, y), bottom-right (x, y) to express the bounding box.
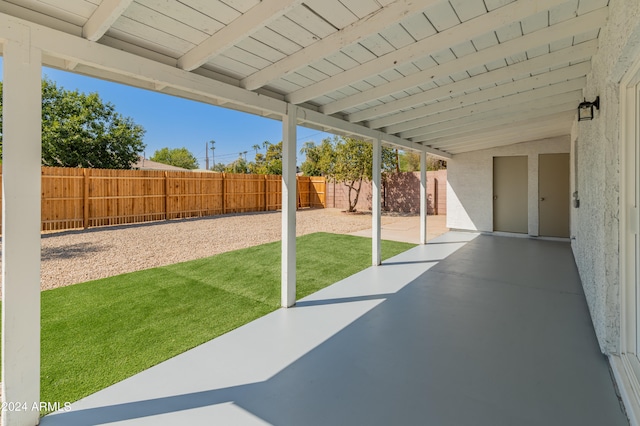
top-left (40, 232), bottom-right (627, 425)
top-left (2, 0), bottom-right (640, 425)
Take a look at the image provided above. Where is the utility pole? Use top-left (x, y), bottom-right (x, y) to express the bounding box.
top-left (205, 142), bottom-right (209, 170)
top-left (210, 140), bottom-right (216, 169)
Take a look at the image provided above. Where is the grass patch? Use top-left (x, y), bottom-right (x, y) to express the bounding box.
top-left (1, 232), bottom-right (415, 411)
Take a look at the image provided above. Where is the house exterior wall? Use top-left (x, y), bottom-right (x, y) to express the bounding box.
top-left (446, 137), bottom-right (570, 234)
top-left (445, 0), bottom-right (640, 355)
top-left (572, 0), bottom-right (640, 354)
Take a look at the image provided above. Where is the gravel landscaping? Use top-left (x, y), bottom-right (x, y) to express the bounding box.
top-left (0, 208), bottom-right (409, 296)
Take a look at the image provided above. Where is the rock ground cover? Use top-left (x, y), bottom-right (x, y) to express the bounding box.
top-left (3, 208), bottom-right (411, 296)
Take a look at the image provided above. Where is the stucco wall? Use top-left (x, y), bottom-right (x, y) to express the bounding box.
top-left (572, 0), bottom-right (640, 354)
top-left (447, 137), bottom-right (570, 234)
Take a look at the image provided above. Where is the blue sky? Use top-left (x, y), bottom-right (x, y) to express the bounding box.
top-left (0, 57), bottom-right (333, 168)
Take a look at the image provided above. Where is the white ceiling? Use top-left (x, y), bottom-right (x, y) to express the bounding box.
top-left (0, 0), bottom-right (609, 155)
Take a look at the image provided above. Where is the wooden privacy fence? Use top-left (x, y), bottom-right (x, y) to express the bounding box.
top-left (0, 167), bottom-right (326, 233)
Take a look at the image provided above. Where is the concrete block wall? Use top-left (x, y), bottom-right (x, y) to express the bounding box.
top-left (325, 180), bottom-right (373, 212)
top-left (383, 171), bottom-right (447, 214)
top-left (326, 171), bottom-right (447, 214)
top-left (571, 0), bottom-right (640, 354)
top-left (446, 137), bottom-right (570, 235)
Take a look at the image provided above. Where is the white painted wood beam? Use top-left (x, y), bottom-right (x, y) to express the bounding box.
top-left (348, 40), bottom-right (597, 124)
top-left (0, 0), bottom-right (83, 36)
top-left (403, 93), bottom-right (579, 142)
top-left (83, 0), bottom-right (133, 41)
top-left (178, 0), bottom-right (303, 71)
top-left (416, 102), bottom-right (578, 144)
top-left (295, 107), bottom-right (450, 158)
top-left (282, 104), bottom-right (297, 308)
top-left (375, 62), bottom-right (590, 132)
top-left (1, 36), bottom-right (42, 426)
top-left (429, 113), bottom-right (574, 153)
top-left (444, 125), bottom-right (571, 153)
top-left (439, 117), bottom-right (572, 149)
top-left (415, 97), bottom-right (579, 144)
top-left (321, 7), bottom-right (608, 114)
top-left (242, 0), bottom-right (439, 90)
top-left (287, 0), bottom-right (586, 106)
top-left (0, 12), bottom-right (287, 115)
top-left (445, 129), bottom-right (569, 153)
top-left (357, 44), bottom-right (595, 127)
top-left (372, 135), bottom-right (382, 266)
top-left (394, 78), bottom-right (585, 138)
top-left (420, 151), bottom-right (427, 245)
top-left (0, 12), bottom-right (430, 160)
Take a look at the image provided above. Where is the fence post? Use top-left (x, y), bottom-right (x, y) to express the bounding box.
top-left (83, 168), bottom-right (90, 229)
top-left (222, 173), bottom-right (226, 214)
top-left (264, 175), bottom-right (268, 211)
top-left (164, 171), bottom-right (169, 220)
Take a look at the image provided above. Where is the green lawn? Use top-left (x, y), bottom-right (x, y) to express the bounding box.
top-left (2, 232), bottom-right (415, 411)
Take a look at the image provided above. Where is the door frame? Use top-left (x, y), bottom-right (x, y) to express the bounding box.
top-left (612, 54), bottom-right (640, 424)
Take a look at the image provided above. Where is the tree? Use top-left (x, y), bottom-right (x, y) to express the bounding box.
top-left (300, 136), bottom-right (396, 212)
top-left (0, 78), bottom-right (146, 168)
top-left (224, 154), bottom-right (249, 174)
top-left (252, 141), bottom-right (282, 175)
top-left (248, 152), bottom-right (265, 174)
top-left (211, 162), bottom-right (226, 172)
top-left (398, 151), bottom-right (421, 172)
top-left (398, 150), bottom-right (447, 172)
top-left (300, 139), bottom-right (335, 176)
top-left (150, 147), bottom-right (199, 169)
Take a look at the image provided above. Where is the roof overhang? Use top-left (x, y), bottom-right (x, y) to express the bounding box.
top-left (0, 0), bottom-right (610, 157)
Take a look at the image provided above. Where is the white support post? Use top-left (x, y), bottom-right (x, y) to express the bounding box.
top-left (2, 36), bottom-right (43, 426)
top-left (420, 151), bottom-right (428, 245)
top-left (281, 105), bottom-right (297, 308)
top-left (372, 136), bottom-right (382, 266)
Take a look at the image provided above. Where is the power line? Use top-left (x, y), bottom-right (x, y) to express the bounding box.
top-left (297, 131), bottom-right (329, 141)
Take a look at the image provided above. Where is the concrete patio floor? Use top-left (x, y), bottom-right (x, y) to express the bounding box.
top-left (349, 214), bottom-right (448, 244)
top-left (42, 232), bottom-right (628, 425)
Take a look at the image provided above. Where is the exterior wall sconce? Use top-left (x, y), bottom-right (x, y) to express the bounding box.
top-left (578, 96), bottom-right (600, 121)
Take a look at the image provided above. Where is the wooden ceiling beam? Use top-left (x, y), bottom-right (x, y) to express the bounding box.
top-left (83, 0), bottom-right (133, 41)
top-left (349, 40), bottom-right (597, 124)
top-left (391, 78), bottom-right (583, 137)
top-left (178, 0), bottom-right (303, 72)
top-left (241, 0), bottom-right (439, 90)
top-left (412, 97), bottom-right (579, 143)
top-left (287, 0), bottom-right (579, 106)
top-left (381, 62), bottom-right (589, 134)
top-left (432, 113), bottom-right (573, 154)
top-left (319, 7), bottom-right (607, 115)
